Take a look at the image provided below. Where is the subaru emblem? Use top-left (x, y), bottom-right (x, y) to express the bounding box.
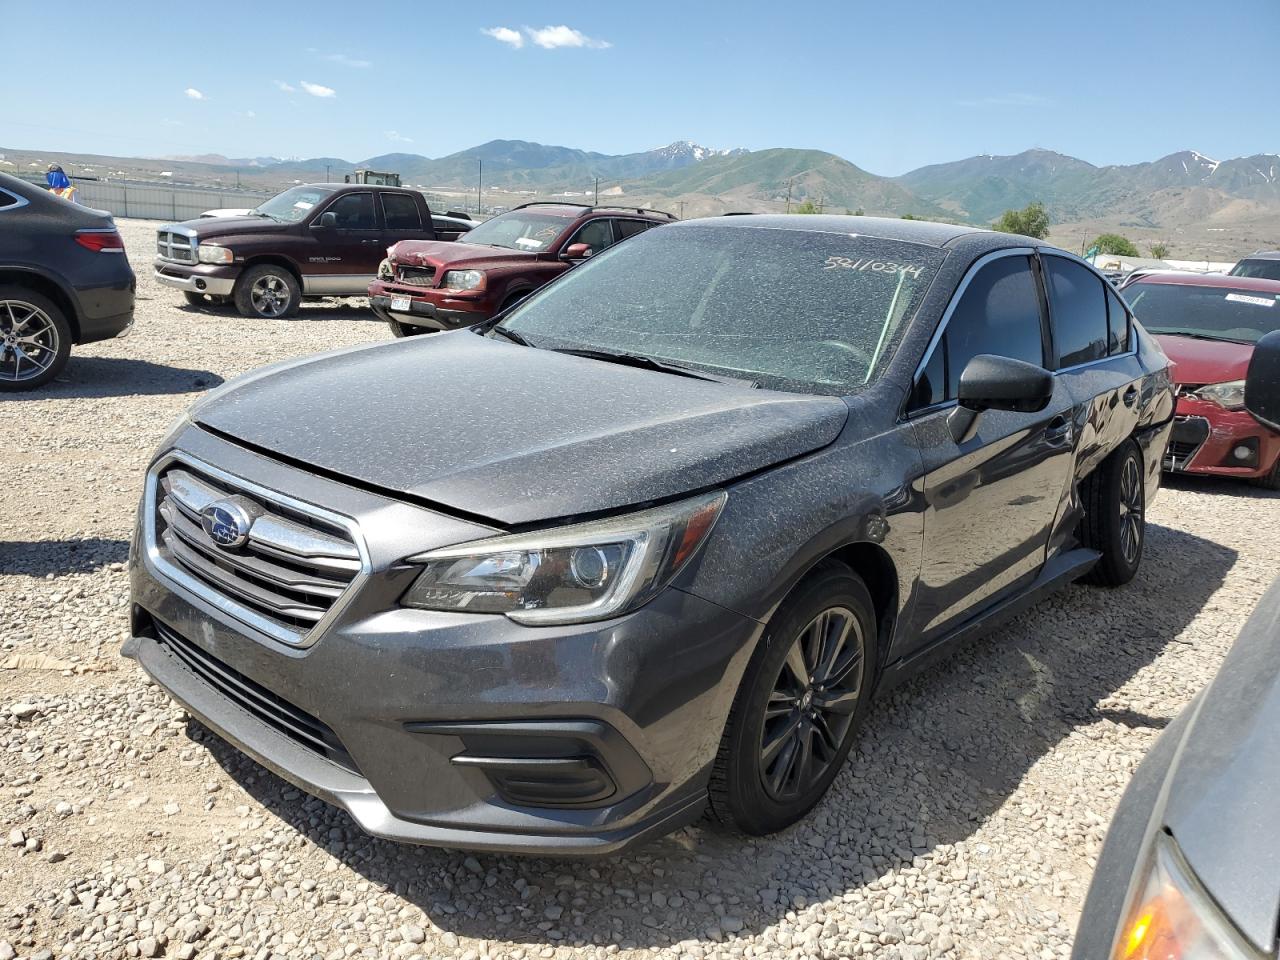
top-left (199, 498), bottom-right (258, 549)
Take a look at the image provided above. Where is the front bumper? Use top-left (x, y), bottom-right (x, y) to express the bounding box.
top-left (154, 259), bottom-right (238, 297)
top-left (367, 280), bottom-right (490, 331)
top-left (124, 428), bottom-right (760, 854)
top-left (1163, 395), bottom-right (1280, 479)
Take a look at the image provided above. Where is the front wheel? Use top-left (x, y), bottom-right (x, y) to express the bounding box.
top-left (1251, 457), bottom-right (1280, 491)
top-left (708, 562), bottom-right (878, 835)
top-left (233, 265), bottom-right (301, 319)
top-left (1080, 439), bottom-right (1146, 586)
top-left (0, 286), bottom-right (73, 392)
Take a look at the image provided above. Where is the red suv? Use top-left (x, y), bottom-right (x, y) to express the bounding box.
top-left (1121, 271), bottom-right (1280, 488)
top-left (367, 202), bottom-right (675, 336)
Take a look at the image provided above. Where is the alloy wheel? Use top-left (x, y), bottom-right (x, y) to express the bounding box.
top-left (1118, 455), bottom-right (1144, 564)
top-left (759, 606), bottom-right (865, 801)
top-left (0, 299), bottom-right (60, 384)
top-left (250, 275), bottom-right (292, 318)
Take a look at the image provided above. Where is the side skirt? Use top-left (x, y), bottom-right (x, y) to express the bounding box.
top-left (877, 547), bottom-right (1101, 693)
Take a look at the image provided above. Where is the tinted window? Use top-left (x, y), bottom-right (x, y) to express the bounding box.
top-left (326, 192), bottom-right (376, 229)
top-left (1230, 259), bottom-right (1280, 282)
top-left (502, 226), bottom-right (946, 396)
top-left (381, 193), bottom-right (421, 230)
top-left (572, 219), bottom-right (616, 255)
top-left (0, 190), bottom-right (17, 210)
top-left (616, 219), bottom-right (651, 240)
top-left (1106, 286), bottom-right (1131, 354)
top-left (1124, 282), bottom-right (1280, 344)
top-left (911, 255), bottom-right (1045, 408)
top-left (1045, 256), bottom-right (1108, 367)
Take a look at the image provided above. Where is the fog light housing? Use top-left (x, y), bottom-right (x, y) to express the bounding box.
top-left (1225, 439), bottom-right (1259, 467)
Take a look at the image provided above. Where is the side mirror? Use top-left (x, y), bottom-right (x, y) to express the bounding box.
top-left (314, 211), bottom-right (337, 229)
top-left (1245, 329), bottom-right (1280, 431)
top-left (561, 242), bottom-right (592, 261)
top-left (957, 354), bottom-right (1054, 413)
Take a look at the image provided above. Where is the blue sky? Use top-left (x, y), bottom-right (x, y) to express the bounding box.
top-left (3, 0), bottom-right (1277, 176)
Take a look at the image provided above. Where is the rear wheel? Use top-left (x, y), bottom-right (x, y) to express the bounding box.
top-left (0, 286), bottom-right (72, 392)
top-left (233, 265), bottom-right (301, 319)
top-left (1080, 439), bottom-right (1146, 586)
top-left (708, 562), bottom-right (878, 835)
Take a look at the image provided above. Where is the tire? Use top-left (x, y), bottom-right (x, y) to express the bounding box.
top-left (0, 285), bottom-right (73, 392)
top-left (708, 561), bottom-right (879, 835)
top-left (183, 291), bottom-right (208, 307)
top-left (387, 318), bottom-right (426, 338)
top-left (233, 265), bottom-right (301, 319)
top-left (1080, 439), bottom-right (1146, 586)
top-left (1252, 458), bottom-right (1280, 491)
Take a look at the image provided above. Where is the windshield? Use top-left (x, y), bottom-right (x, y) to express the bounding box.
top-left (459, 211), bottom-right (571, 251)
top-left (1229, 258), bottom-right (1280, 282)
top-left (253, 185), bottom-right (336, 223)
top-left (498, 225), bottom-right (946, 395)
top-left (1125, 281), bottom-right (1280, 344)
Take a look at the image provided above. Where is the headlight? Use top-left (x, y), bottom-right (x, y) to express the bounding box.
top-left (402, 491), bottom-right (726, 625)
top-left (1192, 380), bottom-right (1246, 410)
top-left (442, 269), bottom-right (484, 291)
top-left (197, 244), bottom-right (234, 265)
top-left (1110, 833), bottom-right (1262, 960)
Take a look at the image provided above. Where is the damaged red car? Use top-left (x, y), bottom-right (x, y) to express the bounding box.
top-left (367, 202), bottom-right (675, 337)
top-left (1122, 272), bottom-right (1280, 488)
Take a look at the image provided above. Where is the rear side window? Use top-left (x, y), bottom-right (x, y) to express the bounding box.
top-left (572, 219), bottom-right (617, 255)
top-left (1045, 256), bottom-right (1108, 367)
top-left (325, 192), bottom-right (376, 229)
top-left (912, 255), bottom-right (1045, 408)
top-left (1230, 259), bottom-right (1280, 282)
top-left (382, 193), bottom-right (421, 230)
top-left (1106, 286), bottom-right (1131, 354)
top-left (0, 190), bottom-right (17, 210)
top-left (616, 220), bottom-right (650, 240)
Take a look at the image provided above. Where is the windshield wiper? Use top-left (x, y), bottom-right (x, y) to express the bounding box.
top-left (487, 324), bottom-right (535, 347)
top-left (1149, 330), bottom-right (1251, 344)
top-left (551, 348), bottom-right (757, 386)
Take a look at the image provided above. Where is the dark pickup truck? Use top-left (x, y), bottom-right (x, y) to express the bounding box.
top-left (154, 184), bottom-right (471, 319)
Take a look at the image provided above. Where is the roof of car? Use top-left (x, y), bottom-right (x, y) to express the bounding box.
top-left (1238, 250), bottom-right (1280, 262)
top-left (1127, 271), bottom-right (1280, 293)
top-left (672, 214), bottom-right (1053, 252)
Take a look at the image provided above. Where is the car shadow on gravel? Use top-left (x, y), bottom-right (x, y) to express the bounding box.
top-left (8, 357), bottom-right (223, 400)
top-left (194, 519), bottom-right (1235, 950)
top-left (1161, 473), bottom-right (1279, 500)
top-left (0, 537), bottom-right (128, 575)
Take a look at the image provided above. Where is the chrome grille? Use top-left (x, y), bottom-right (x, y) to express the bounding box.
top-left (149, 462), bottom-right (362, 644)
top-left (156, 229), bottom-right (196, 264)
top-left (395, 264), bottom-right (436, 286)
top-left (1164, 415), bottom-right (1211, 471)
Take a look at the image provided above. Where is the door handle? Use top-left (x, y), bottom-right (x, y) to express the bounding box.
top-left (1123, 386), bottom-right (1139, 407)
top-left (1045, 415), bottom-right (1073, 446)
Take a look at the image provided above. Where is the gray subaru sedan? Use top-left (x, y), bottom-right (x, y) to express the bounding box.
top-left (124, 215), bottom-right (1175, 854)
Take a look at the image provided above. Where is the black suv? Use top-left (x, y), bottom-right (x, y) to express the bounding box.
top-left (0, 173), bottom-right (135, 391)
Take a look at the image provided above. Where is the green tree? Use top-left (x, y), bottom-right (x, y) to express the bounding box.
top-left (1090, 233), bottom-right (1140, 257)
top-left (1149, 241), bottom-right (1171, 259)
top-left (900, 213), bottom-right (920, 220)
top-left (793, 200), bottom-right (820, 214)
top-left (992, 201), bottom-right (1050, 239)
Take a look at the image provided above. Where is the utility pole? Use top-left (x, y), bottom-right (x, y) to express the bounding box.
top-left (477, 159), bottom-right (483, 214)
top-left (594, 177), bottom-right (599, 205)
top-left (785, 178), bottom-right (793, 214)
top-left (325, 164), bottom-right (330, 183)
top-left (677, 200), bottom-right (685, 219)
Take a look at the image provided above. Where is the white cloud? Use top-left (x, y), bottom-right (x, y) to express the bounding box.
top-left (184, 88), bottom-right (205, 100)
top-left (246, 110), bottom-right (257, 118)
top-left (386, 130), bottom-right (413, 143)
top-left (300, 81), bottom-right (337, 98)
top-left (525, 25), bottom-right (611, 50)
top-left (274, 80), bottom-right (296, 93)
top-left (482, 26), bottom-right (524, 48)
top-left (326, 52), bottom-right (371, 68)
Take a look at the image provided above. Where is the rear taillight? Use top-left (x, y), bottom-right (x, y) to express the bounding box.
top-left (74, 229), bottom-right (126, 253)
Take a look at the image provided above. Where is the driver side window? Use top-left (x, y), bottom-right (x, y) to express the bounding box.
top-left (324, 192), bottom-right (376, 230)
top-left (911, 255), bottom-right (1047, 409)
top-left (569, 219), bottom-right (616, 257)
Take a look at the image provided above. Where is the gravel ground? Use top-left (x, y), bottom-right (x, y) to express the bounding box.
top-left (2, 217), bottom-right (1279, 960)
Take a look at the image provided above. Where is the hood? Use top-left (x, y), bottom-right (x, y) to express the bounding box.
top-left (391, 239), bottom-right (540, 272)
top-left (165, 215), bottom-right (279, 240)
top-left (1153, 333), bottom-right (1253, 385)
top-left (1160, 578), bottom-right (1280, 952)
top-left (191, 333), bottom-right (849, 526)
